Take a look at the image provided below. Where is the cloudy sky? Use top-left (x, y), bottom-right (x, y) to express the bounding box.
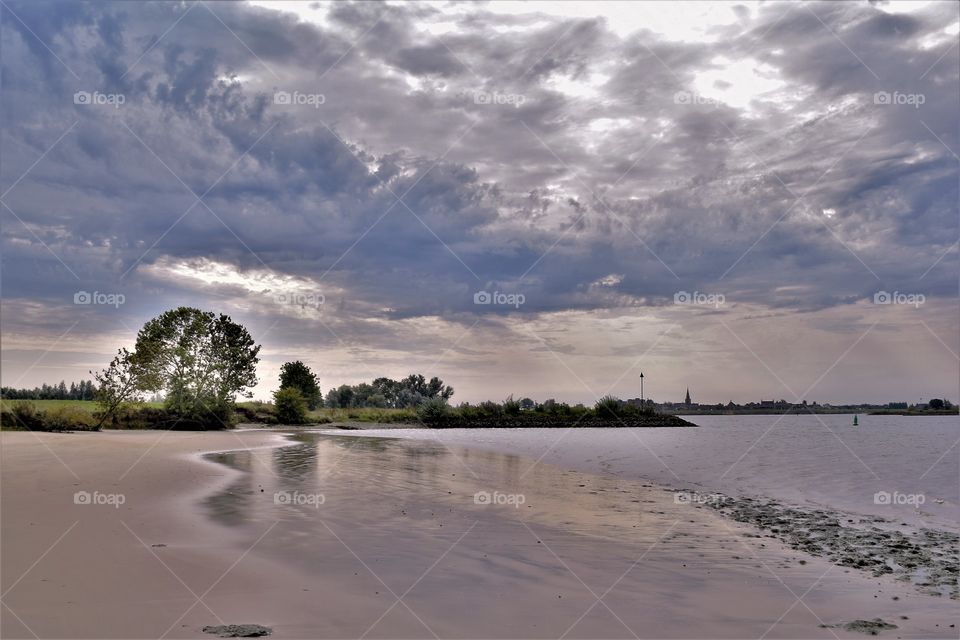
top-left (1, 0), bottom-right (957, 405)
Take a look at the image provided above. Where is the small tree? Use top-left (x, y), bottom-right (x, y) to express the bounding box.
top-left (274, 387), bottom-right (308, 424)
top-left (92, 348), bottom-right (148, 428)
top-left (928, 398), bottom-right (945, 410)
top-left (279, 361), bottom-right (322, 410)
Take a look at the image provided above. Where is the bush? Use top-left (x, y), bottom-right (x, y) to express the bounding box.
top-left (43, 406), bottom-right (98, 431)
top-left (274, 387), bottom-right (308, 424)
top-left (2, 401), bottom-right (43, 430)
top-left (417, 397), bottom-right (450, 421)
top-left (594, 395), bottom-right (623, 420)
top-left (0, 401), bottom-right (100, 431)
top-left (235, 401), bottom-right (279, 425)
top-left (102, 405), bottom-right (235, 430)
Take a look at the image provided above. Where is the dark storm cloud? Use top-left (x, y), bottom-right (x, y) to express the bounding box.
top-left (0, 0), bottom-right (957, 380)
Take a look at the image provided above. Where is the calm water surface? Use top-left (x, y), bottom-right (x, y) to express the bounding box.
top-left (334, 414), bottom-right (959, 530)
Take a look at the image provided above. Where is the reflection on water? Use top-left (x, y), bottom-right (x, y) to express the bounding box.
top-left (204, 434), bottom-right (464, 528)
top-left (202, 431), bottom-right (631, 537)
top-left (197, 430), bottom-right (960, 639)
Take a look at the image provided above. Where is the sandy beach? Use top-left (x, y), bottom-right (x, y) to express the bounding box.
top-left (2, 429), bottom-right (956, 639)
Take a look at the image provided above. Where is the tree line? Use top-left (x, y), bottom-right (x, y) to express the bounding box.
top-left (272, 361), bottom-right (454, 424)
top-left (2, 380), bottom-right (97, 401)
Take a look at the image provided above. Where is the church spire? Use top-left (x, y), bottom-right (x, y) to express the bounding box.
top-left (685, 388), bottom-right (691, 405)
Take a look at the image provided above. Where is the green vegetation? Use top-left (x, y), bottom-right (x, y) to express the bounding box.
top-left (325, 374), bottom-right (453, 408)
top-left (1, 380), bottom-right (97, 401)
top-left (417, 397), bottom-right (451, 421)
top-left (0, 401), bottom-right (99, 432)
top-left (279, 361), bottom-right (323, 410)
top-left (273, 387), bottom-right (309, 424)
top-left (2, 336), bottom-right (691, 429)
top-left (94, 307), bottom-right (260, 430)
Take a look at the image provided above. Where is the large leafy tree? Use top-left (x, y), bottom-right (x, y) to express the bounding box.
top-left (96, 307), bottom-right (260, 424)
top-left (278, 360), bottom-right (322, 410)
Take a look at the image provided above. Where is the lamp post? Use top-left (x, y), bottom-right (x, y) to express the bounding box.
top-left (640, 372), bottom-right (645, 405)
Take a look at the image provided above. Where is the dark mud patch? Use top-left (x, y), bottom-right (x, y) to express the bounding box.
top-left (202, 624), bottom-right (272, 637)
top-left (694, 493), bottom-right (958, 599)
top-left (820, 618), bottom-right (898, 635)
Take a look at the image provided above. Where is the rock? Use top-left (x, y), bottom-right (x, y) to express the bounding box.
top-left (202, 624), bottom-right (272, 637)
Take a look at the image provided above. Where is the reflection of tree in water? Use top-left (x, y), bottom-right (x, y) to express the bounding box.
top-left (328, 435), bottom-right (398, 454)
top-left (206, 449), bottom-right (254, 473)
top-left (202, 450), bottom-right (255, 527)
top-left (271, 433), bottom-right (318, 482)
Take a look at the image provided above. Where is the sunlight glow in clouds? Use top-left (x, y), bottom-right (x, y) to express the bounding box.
top-left (1, 0), bottom-right (956, 404)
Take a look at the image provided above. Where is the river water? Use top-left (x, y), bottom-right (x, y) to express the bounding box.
top-left (331, 414), bottom-right (959, 531)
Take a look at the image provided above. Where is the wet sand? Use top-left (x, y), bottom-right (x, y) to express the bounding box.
top-left (1, 429), bottom-right (956, 638)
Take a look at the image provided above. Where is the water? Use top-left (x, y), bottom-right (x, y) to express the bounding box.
top-left (197, 423), bottom-right (960, 636)
top-left (331, 414), bottom-right (959, 531)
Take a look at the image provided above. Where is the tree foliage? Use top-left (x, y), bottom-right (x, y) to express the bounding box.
top-left (325, 374), bottom-right (453, 408)
top-left (274, 387), bottom-right (308, 424)
top-left (279, 361), bottom-right (322, 409)
top-left (94, 307), bottom-right (260, 427)
top-left (2, 380), bottom-right (97, 400)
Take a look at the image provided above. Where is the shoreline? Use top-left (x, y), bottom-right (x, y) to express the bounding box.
top-left (2, 429), bottom-right (957, 638)
top-left (331, 427), bottom-right (960, 599)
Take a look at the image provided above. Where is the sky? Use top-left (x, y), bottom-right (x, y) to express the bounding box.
top-left (1, 0), bottom-right (957, 406)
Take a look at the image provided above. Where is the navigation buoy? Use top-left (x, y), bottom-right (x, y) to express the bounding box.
top-left (853, 415), bottom-right (859, 426)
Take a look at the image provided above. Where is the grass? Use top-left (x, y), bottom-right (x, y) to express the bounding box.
top-left (0, 399), bottom-right (164, 413)
top-left (306, 407), bottom-right (419, 424)
top-left (0, 399), bottom-right (687, 430)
